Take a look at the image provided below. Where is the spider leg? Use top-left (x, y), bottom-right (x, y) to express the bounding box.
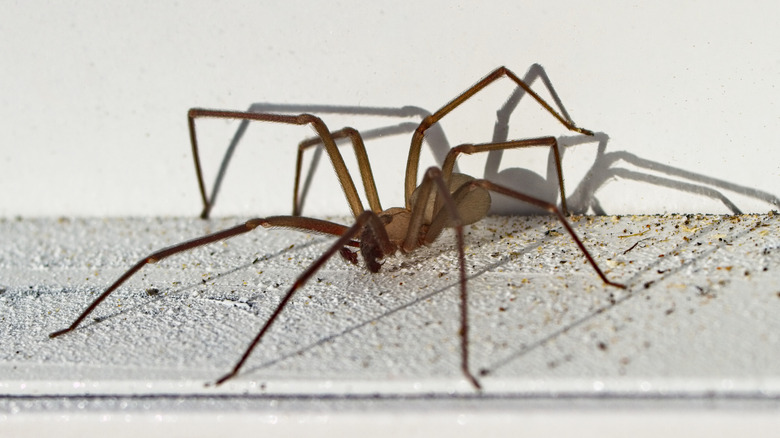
top-left (214, 210), bottom-right (393, 385)
top-left (438, 137), bottom-right (571, 215)
top-left (402, 167), bottom-right (481, 390)
top-left (187, 109), bottom-right (367, 220)
top-left (49, 216), bottom-right (353, 339)
top-left (408, 169), bottom-right (626, 390)
top-left (294, 127), bottom-right (382, 216)
top-left (405, 66), bottom-right (594, 208)
top-left (471, 179), bottom-right (627, 290)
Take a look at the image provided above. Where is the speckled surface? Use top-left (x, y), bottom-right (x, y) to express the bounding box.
top-left (1, 213), bottom-right (779, 403)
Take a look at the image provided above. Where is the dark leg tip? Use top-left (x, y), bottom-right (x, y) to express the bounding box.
top-left (49, 328), bottom-right (69, 338)
top-left (215, 371), bottom-right (236, 386)
top-left (464, 370), bottom-right (483, 391)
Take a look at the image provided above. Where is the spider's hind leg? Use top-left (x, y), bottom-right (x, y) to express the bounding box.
top-left (472, 179), bottom-right (626, 289)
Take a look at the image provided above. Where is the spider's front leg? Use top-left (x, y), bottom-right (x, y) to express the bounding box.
top-left (48, 216), bottom-right (353, 339)
top-left (213, 210), bottom-right (394, 385)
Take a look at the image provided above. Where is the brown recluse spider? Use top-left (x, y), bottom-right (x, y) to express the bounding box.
top-left (50, 66), bottom-right (626, 390)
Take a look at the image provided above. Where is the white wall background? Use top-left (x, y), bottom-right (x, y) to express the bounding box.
top-left (2, 1), bottom-right (779, 217)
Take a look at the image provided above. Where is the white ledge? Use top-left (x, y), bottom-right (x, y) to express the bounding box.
top-left (1, 214), bottom-right (779, 432)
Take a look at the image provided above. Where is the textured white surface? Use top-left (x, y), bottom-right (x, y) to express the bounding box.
top-left (2, 214), bottom-right (779, 393)
top-left (2, 214), bottom-right (780, 434)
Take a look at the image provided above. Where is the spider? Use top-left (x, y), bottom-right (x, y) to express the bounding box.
top-left (50, 66), bottom-right (626, 390)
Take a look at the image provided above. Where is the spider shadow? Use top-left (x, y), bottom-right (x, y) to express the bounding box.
top-left (485, 63), bottom-right (780, 215)
top-left (200, 63), bottom-right (780, 219)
